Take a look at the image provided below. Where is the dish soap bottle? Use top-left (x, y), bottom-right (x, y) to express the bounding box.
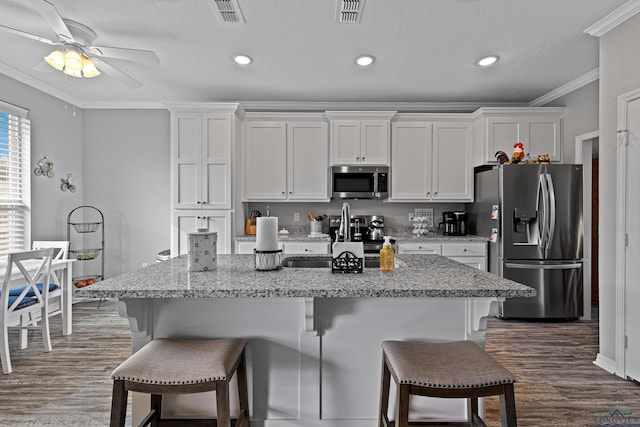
top-left (380, 236), bottom-right (395, 273)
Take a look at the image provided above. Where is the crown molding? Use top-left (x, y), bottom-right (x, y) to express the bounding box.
top-left (0, 62), bottom-right (84, 108)
top-left (237, 101), bottom-right (527, 113)
top-left (529, 68), bottom-right (599, 107)
top-left (584, 0), bottom-right (640, 37)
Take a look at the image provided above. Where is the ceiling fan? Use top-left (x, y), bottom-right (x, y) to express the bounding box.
top-left (0, 0), bottom-right (159, 88)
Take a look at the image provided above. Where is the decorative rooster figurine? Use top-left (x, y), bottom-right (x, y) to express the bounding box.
top-left (495, 150), bottom-right (510, 164)
top-left (510, 142), bottom-right (525, 164)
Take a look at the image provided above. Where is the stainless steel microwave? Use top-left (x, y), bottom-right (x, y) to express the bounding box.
top-left (331, 165), bottom-right (389, 199)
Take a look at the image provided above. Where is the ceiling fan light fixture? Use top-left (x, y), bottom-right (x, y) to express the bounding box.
top-left (44, 50), bottom-right (65, 71)
top-left (81, 55), bottom-right (100, 78)
top-left (355, 55), bottom-right (375, 67)
top-left (63, 66), bottom-right (82, 78)
top-left (64, 50), bottom-right (83, 71)
top-left (475, 55), bottom-right (499, 67)
top-left (232, 54), bottom-right (252, 65)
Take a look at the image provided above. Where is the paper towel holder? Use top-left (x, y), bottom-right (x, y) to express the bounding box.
top-left (254, 249), bottom-right (283, 271)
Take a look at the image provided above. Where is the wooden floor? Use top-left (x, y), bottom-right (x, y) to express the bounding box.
top-left (1, 300), bottom-right (640, 426)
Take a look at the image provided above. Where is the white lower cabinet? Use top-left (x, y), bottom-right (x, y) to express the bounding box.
top-left (172, 210), bottom-right (232, 255)
top-left (235, 240), bottom-right (285, 254)
top-left (234, 240), bottom-right (328, 255)
top-left (282, 241), bottom-right (329, 255)
top-left (396, 242), bottom-right (442, 255)
top-left (397, 241), bottom-right (487, 270)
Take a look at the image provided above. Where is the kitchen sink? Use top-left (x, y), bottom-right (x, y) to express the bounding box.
top-left (281, 256), bottom-right (380, 268)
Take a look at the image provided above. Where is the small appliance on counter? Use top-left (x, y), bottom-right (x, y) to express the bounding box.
top-left (329, 214), bottom-right (394, 253)
top-left (442, 211), bottom-right (467, 236)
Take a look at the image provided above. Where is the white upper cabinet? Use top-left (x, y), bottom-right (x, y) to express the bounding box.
top-left (473, 107), bottom-right (565, 165)
top-left (391, 120), bottom-right (473, 202)
top-left (243, 119), bottom-right (329, 201)
top-left (171, 109), bottom-right (239, 210)
top-left (326, 111), bottom-right (396, 165)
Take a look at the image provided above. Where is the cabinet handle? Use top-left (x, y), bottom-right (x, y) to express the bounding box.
top-left (434, 192), bottom-right (438, 195)
top-left (426, 192), bottom-right (431, 196)
top-left (356, 156), bottom-right (360, 161)
top-left (418, 246), bottom-right (422, 250)
top-left (362, 157), bottom-right (365, 161)
top-left (289, 191), bottom-right (293, 195)
top-left (282, 191), bottom-right (285, 195)
top-left (305, 248), bottom-right (309, 252)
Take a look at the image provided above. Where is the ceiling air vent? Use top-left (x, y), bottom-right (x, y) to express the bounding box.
top-left (336, 0), bottom-right (366, 24)
top-left (211, 0), bottom-right (246, 24)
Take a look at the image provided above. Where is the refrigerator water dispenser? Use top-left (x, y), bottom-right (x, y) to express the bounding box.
top-left (512, 207), bottom-right (538, 245)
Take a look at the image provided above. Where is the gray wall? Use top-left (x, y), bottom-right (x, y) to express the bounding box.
top-left (546, 80), bottom-right (599, 162)
top-left (0, 74), bottom-right (84, 242)
top-left (597, 12), bottom-right (640, 364)
top-left (83, 109), bottom-right (170, 276)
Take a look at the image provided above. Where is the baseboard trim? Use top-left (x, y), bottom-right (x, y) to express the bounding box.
top-left (593, 353), bottom-right (616, 374)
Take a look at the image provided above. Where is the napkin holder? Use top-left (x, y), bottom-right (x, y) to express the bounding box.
top-left (331, 242), bottom-right (364, 274)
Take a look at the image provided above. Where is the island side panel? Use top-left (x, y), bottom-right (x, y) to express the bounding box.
top-left (119, 295), bottom-right (498, 426)
top-left (318, 297), bottom-right (486, 423)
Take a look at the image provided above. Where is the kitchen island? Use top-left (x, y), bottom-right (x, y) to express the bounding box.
top-left (79, 254), bottom-right (533, 427)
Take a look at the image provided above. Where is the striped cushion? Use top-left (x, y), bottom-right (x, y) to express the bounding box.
top-left (4, 294), bottom-right (38, 310)
top-left (8, 283), bottom-right (59, 297)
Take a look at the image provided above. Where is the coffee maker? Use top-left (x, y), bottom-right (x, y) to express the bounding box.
top-left (442, 211), bottom-right (467, 236)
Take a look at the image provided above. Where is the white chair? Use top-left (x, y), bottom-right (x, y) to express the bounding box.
top-left (19, 241), bottom-right (70, 348)
top-left (0, 248), bottom-right (55, 374)
top-left (32, 241), bottom-right (69, 261)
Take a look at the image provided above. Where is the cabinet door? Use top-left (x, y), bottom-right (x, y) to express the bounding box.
top-left (172, 210), bottom-right (231, 256)
top-left (486, 117), bottom-right (522, 161)
top-left (524, 117), bottom-right (561, 162)
top-left (283, 241), bottom-right (329, 254)
top-left (244, 122), bottom-right (287, 200)
top-left (432, 123), bottom-right (472, 201)
top-left (448, 256), bottom-right (487, 271)
top-left (173, 113), bottom-right (202, 209)
top-left (391, 122), bottom-right (433, 200)
top-left (331, 120), bottom-right (361, 164)
top-left (287, 122), bottom-right (329, 200)
top-left (360, 120), bottom-right (388, 165)
top-left (397, 242), bottom-right (441, 255)
top-left (202, 114), bottom-right (232, 209)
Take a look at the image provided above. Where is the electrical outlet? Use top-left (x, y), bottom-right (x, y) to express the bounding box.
top-left (141, 262), bottom-right (148, 268)
top-left (294, 212), bottom-right (300, 222)
top-left (408, 213), bottom-right (415, 221)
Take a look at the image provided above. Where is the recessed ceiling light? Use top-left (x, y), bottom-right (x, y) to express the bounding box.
top-left (476, 55), bottom-right (499, 67)
top-left (232, 54), bottom-right (252, 65)
top-left (355, 55), bottom-right (375, 67)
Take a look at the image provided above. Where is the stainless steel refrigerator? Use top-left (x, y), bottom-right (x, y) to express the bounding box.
top-left (470, 164), bottom-right (583, 319)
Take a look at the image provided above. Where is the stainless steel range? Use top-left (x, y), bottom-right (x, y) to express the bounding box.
top-left (328, 214), bottom-right (388, 253)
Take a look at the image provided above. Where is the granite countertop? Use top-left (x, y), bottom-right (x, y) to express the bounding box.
top-left (77, 254), bottom-right (533, 299)
top-left (235, 231), bottom-right (488, 243)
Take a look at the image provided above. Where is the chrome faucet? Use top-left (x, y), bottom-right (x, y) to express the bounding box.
top-left (339, 202), bottom-right (351, 242)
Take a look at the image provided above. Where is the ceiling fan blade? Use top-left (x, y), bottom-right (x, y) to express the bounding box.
top-left (91, 57), bottom-right (142, 89)
top-left (0, 23), bottom-right (60, 45)
top-left (87, 45), bottom-right (160, 64)
top-left (29, 0), bottom-right (73, 42)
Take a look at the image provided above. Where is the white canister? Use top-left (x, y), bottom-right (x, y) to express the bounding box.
top-left (188, 231), bottom-right (217, 272)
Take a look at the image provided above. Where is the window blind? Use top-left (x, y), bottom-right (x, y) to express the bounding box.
top-left (0, 102), bottom-right (30, 257)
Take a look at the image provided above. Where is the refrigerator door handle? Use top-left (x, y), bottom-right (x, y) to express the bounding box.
top-left (537, 173), bottom-right (549, 251)
top-left (505, 262), bottom-right (582, 270)
top-left (545, 173), bottom-right (556, 253)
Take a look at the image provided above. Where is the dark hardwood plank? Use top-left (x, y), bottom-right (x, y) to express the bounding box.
top-left (1, 301), bottom-right (639, 426)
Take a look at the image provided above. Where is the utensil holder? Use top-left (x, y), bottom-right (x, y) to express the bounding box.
top-left (309, 220), bottom-right (323, 234)
top-left (332, 250), bottom-right (363, 274)
top-left (254, 249), bottom-right (283, 271)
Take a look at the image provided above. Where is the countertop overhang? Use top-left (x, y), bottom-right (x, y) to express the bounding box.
top-left (78, 254), bottom-right (534, 299)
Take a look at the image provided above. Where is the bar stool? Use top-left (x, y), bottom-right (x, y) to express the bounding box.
top-left (110, 338), bottom-right (250, 427)
top-left (379, 340), bottom-right (517, 427)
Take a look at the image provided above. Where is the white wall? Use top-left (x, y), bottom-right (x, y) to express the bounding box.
top-left (0, 74), bottom-right (84, 242)
top-left (83, 109), bottom-right (170, 277)
top-left (597, 13), bottom-right (640, 365)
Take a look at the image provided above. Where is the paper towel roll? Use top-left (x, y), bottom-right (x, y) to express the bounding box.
top-left (256, 217), bottom-right (278, 251)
